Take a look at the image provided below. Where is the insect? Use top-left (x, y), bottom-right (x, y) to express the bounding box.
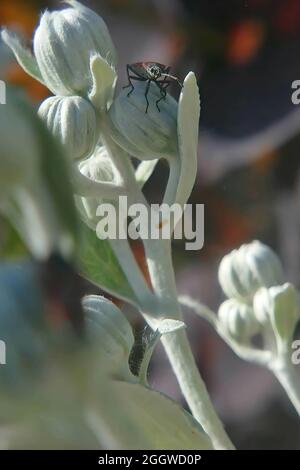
top-left (123, 62), bottom-right (182, 113)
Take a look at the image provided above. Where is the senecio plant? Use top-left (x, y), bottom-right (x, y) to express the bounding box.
top-left (0, 0), bottom-right (299, 450)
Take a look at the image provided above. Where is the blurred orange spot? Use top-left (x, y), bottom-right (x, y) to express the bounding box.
top-left (1, 0), bottom-right (49, 101)
top-left (252, 149), bottom-right (278, 173)
top-left (131, 240), bottom-right (152, 288)
top-left (167, 30), bottom-right (188, 62)
top-left (0, 0), bottom-right (38, 35)
top-left (227, 20), bottom-right (265, 65)
top-left (7, 64), bottom-right (49, 101)
top-left (210, 197), bottom-right (251, 250)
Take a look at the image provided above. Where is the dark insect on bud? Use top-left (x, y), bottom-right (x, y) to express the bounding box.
top-left (123, 62), bottom-right (182, 113)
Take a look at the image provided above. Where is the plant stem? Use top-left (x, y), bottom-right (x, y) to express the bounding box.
top-left (143, 238), bottom-right (235, 449)
top-left (161, 328), bottom-right (234, 449)
top-left (270, 354), bottom-right (300, 416)
top-left (99, 119), bottom-right (234, 448)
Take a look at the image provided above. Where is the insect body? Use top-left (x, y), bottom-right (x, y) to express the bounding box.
top-left (123, 62), bottom-right (182, 113)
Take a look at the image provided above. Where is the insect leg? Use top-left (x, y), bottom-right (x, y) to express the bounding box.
top-left (123, 65), bottom-right (134, 93)
top-left (155, 80), bottom-right (171, 111)
top-left (123, 66), bottom-right (147, 97)
top-left (144, 80), bottom-right (151, 113)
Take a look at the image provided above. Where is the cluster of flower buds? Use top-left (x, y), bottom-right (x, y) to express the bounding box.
top-left (2, 0), bottom-right (118, 162)
top-left (2, 1), bottom-right (200, 212)
top-left (218, 241), bottom-right (300, 348)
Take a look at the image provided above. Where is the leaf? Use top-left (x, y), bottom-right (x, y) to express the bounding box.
top-left (0, 216), bottom-right (28, 260)
top-left (176, 72), bottom-right (200, 206)
top-left (135, 159), bottom-right (158, 187)
top-left (89, 55), bottom-right (117, 111)
top-left (109, 381), bottom-right (213, 450)
top-left (1, 29), bottom-right (45, 85)
top-left (0, 90), bottom-right (79, 259)
top-left (31, 113), bottom-right (79, 243)
top-left (134, 319), bottom-right (186, 385)
top-left (78, 223), bottom-right (138, 305)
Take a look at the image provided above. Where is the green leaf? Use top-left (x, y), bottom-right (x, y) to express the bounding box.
top-left (78, 223), bottom-right (138, 305)
top-left (0, 216), bottom-right (28, 260)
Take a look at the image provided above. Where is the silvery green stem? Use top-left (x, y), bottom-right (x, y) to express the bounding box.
top-left (142, 238), bottom-right (235, 450)
top-left (100, 118), bottom-right (138, 190)
top-left (109, 238), bottom-right (157, 311)
top-left (72, 164), bottom-right (125, 200)
top-left (180, 297), bottom-right (300, 416)
top-left (270, 352), bottom-right (300, 416)
top-left (98, 117), bottom-right (234, 448)
top-left (163, 157), bottom-right (181, 207)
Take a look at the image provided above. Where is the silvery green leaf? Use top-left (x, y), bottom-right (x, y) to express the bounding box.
top-left (136, 319), bottom-right (186, 385)
top-left (109, 381), bottom-right (213, 450)
top-left (0, 89), bottom-right (78, 259)
top-left (135, 159), bottom-right (158, 187)
top-left (1, 29), bottom-right (44, 84)
top-left (5, 412), bottom-right (101, 450)
top-left (176, 72), bottom-right (200, 206)
top-left (82, 295), bottom-right (135, 380)
top-left (89, 55), bottom-right (117, 111)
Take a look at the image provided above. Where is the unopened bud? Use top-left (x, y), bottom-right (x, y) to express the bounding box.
top-left (218, 241), bottom-right (284, 303)
top-left (253, 283), bottom-right (300, 342)
top-left (108, 81), bottom-right (178, 161)
top-left (218, 299), bottom-right (260, 342)
top-left (33, 1), bottom-right (117, 96)
top-left (38, 96), bottom-right (98, 161)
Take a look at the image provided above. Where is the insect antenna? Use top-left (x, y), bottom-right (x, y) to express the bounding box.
top-left (161, 73), bottom-right (183, 87)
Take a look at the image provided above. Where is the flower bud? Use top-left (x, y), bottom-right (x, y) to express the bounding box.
top-left (108, 81), bottom-right (178, 160)
top-left (218, 299), bottom-right (260, 342)
top-left (38, 96), bottom-right (98, 161)
top-left (79, 146), bottom-right (117, 183)
top-left (253, 283), bottom-right (300, 342)
top-left (82, 295), bottom-right (135, 379)
top-left (218, 241), bottom-right (284, 303)
top-left (33, 1), bottom-right (117, 96)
